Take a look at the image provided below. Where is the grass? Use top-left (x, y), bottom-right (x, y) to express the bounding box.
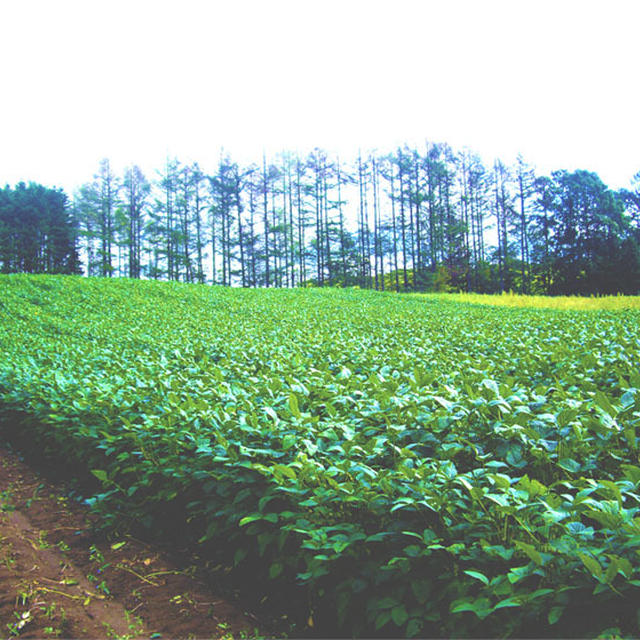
top-left (424, 290), bottom-right (640, 310)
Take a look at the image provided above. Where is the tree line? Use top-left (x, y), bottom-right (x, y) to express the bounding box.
top-left (0, 182), bottom-right (81, 275)
top-left (4, 144), bottom-right (640, 294)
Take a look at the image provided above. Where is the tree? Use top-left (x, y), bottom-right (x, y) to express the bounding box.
top-left (548, 170), bottom-right (629, 294)
top-left (620, 171), bottom-right (640, 232)
top-left (95, 159), bottom-right (118, 276)
top-left (0, 183), bottom-right (80, 274)
top-left (122, 166), bottom-right (150, 279)
top-left (74, 159), bottom-right (119, 277)
top-left (514, 155), bottom-right (535, 293)
top-left (530, 175), bottom-right (556, 293)
top-left (210, 155), bottom-right (240, 286)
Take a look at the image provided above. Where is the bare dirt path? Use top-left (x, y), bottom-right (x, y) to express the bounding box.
top-left (0, 444), bottom-right (263, 638)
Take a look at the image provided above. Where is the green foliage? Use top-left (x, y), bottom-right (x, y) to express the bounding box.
top-left (381, 265), bottom-right (452, 293)
top-left (1, 275), bottom-right (640, 637)
top-left (546, 170), bottom-right (636, 295)
top-left (0, 183), bottom-right (80, 275)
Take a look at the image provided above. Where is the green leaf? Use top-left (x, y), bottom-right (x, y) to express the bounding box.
top-left (526, 588), bottom-right (554, 600)
top-left (624, 426), bottom-right (637, 451)
top-left (557, 458), bottom-right (581, 473)
top-left (406, 618), bottom-right (423, 638)
top-left (269, 562), bottom-right (283, 579)
top-left (372, 597), bottom-right (397, 610)
top-left (374, 611), bottom-right (391, 630)
top-left (234, 548), bottom-right (248, 566)
top-left (621, 389), bottom-right (636, 408)
top-left (617, 557), bottom-right (632, 579)
top-left (450, 600), bottom-right (474, 614)
top-left (433, 396), bottom-right (453, 410)
top-left (620, 464), bottom-right (640, 484)
top-left (463, 569), bottom-right (489, 585)
top-left (91, 469), bottom-right (108, 483)
top-left (598, 480), bottom-right (622, 505)
top-left (494, 597), bottom-right (521, 610)
top-left (594, 390), bottom-right (617, 417)
top-left (514, 540), bottom-right (543, 566)
top-left (273, 464), bottom-right (297, 481)
top-left (486, 493), bottom-right (510, 507)
top-left (604, 557), bottom-right (620, 584)
top-left (391, 605), bottom-right (409, 627)
top-left (548, 606), bottom-right (564, 625)
top-left (451, 597), bottom-right (492, 619)
top-left (579, 553), bottom-right (603, 580)
top-left (288, 393), bottom-right (301, 418)
top-left (281, 434), bottom-right (296, 450)
top-left (481, 379), bottom-right (500, 397)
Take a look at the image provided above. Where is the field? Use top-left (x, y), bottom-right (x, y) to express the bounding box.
top-left (1, 275), bottom-right (640, 637)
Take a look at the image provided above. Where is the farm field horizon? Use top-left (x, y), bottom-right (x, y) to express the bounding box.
top-left (1, 274), bottom-right (640, 638)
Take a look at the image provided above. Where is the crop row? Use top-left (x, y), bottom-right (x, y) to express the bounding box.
top-left (1, 275), bottom-right (640, 637)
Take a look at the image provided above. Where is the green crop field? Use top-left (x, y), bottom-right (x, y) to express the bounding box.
top-left (1, 274), bottom-right (640, 637)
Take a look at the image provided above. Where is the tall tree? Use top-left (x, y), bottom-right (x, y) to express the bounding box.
top-left (122, 166), bottom-right (150, 279)
top-left (515, 155), bottom-right (535, 293)
top-left (96, 158), bottom-right (118, 277)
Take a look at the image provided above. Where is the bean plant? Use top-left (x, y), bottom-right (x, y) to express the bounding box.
top-left (1, 274), bottom-right (639, 637)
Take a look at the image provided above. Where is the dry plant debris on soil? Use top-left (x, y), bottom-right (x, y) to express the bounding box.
top-left (0, 444), bottom-right (262, 639)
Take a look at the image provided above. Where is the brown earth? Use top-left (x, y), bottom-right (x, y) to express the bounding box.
top-left (0, 444), bottom-right (266, 639)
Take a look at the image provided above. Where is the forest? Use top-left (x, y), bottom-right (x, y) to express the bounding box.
top-left (2, 143), bottom-right (640, 295)
top-left (0, 182), bottom-right (80, 276)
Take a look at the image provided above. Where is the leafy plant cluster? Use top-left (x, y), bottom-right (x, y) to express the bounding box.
top-left (1, 274), bottom-right (640, 637)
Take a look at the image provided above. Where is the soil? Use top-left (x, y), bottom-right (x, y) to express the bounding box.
top-left (0, 443), bottom-right (265, 639)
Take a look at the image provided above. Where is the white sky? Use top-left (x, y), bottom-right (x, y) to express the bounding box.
top-left (1, 0), bottom-right (638, 195)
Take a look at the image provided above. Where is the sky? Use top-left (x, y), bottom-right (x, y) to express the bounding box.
top-left (1, 0), bottom-right (639, 195)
